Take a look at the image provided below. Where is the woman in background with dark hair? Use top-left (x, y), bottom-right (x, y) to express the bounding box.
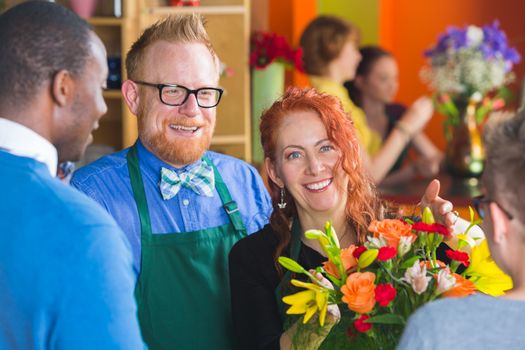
top-left (346, 46), bottom-right (442, 185)
top-left (299, 16), bottom-right (436, 184)
top-left (229, 87), bottom-right (459, 350)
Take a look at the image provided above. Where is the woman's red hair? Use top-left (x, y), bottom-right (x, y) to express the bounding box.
top-left (260, 87), bottom-right (385, 273)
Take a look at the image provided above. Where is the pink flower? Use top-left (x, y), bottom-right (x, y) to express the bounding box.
top-left (492, 98), bottom-right (505, 110)
top-left (377, 246), bottom-right (397, 261)
top-left (435, 268), bottom-right (457, 295)
top-left (375, 283), bottom-right (397, 307)
top-left (354, 314), bottom-right (373, 333)
top-left (352, 245), bottom-right (367, 259)
top-left (412, 222), bottom-right (450, 236)
top-left (402, 260), bottom-right (431, 295)
top-left (446, 249), bottom-right (470, 267)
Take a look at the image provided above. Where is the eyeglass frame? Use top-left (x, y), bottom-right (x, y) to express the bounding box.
top-left (133, 80), bottom-right (224, 108)
top-left (472, 195), bottom-right (513, 220)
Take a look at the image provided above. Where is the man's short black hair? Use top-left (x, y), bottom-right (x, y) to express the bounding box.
top-left (0, 1), bottom-right (92, 106)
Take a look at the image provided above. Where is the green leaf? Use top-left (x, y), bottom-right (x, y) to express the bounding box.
top-left (325, 221), bottom-right (340, 248)
top-left (366, 314), bottom-right (405, 325)
top-left (304, 229), bottom-right (324, 240)
top-left (278, 256), bottom-right (306, 274)
top-left (325, 272), bottom-right (342, 288)
top-left (326, 246), bottom-right (341, 258)
top-left (401, 256), bottom-right (421, 269)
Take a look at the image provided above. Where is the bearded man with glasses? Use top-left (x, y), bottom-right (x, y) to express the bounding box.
top-left (71, 14), bottom-right (272, 350)
top-left (398, 108), bottom-right (525, 349)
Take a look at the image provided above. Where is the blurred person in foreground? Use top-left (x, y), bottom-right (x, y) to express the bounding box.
top-left (0, 1), bottom-right (144, 349)
top-left (397, 109), bottom-right (525, 349)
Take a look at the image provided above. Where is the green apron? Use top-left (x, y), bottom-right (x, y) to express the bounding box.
top-left (127, 145), bottom-right (246, 350)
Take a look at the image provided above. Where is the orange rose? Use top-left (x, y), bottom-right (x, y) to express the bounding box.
top-left (442, 273), bottom-right (476, 298)
top-left (341, 272), bottom-right (376, 314)
top-left (323, 245), bottom-right (358, 278)
top-left (369, 219), bottom-right (415, 248)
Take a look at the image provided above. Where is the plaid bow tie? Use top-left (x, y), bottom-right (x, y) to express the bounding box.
top-left (160, 161), bottom-right (215, 200)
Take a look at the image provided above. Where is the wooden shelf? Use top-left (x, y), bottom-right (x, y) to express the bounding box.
top-left (103, 90), bottom-right (122, 99)
top-left (211, 135), bottom-right (246, 145)
top-left (147, 5), bottom-right (246, 15)
top-left (88, 17), bottom-right (123, 26)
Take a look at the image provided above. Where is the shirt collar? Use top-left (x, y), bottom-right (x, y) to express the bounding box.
top-left (0, 118), bottom-right (58, 176)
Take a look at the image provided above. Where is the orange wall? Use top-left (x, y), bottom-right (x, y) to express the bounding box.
top-left (268, 0), bottom-right (317, 87)
top-left (380, 0), bottom-right (525, 150)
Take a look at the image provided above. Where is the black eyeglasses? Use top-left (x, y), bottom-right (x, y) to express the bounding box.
top-left (472, 195), bottom-right (513, 220)
top-left (134, 81), bottom-right (224, 108)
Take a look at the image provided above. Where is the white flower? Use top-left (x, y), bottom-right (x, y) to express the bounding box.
top-left (366, 235), bottom-right (387, 249)
top-left (402, 260), bottom-right (431, 295)
top-left (397, 236), bottom-right (413, 257)
top-left (466, 26), bottom-right (484, 47)
top-left (470, 92), bottom-right (483, 103)
top-left (435, 268), bottom-right (457, 295)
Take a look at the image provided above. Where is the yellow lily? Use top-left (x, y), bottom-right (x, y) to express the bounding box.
top-left (282, 279), bottom-right (330, 326)
top-left (465, 239), bottom-right (513, 296)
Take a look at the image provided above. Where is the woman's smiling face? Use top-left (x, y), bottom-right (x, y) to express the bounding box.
top-left (266, 109), bottom-right (349, 216)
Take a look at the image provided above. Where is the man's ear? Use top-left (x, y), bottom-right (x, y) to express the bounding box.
top-left (490, 202), bottom-right (511, 244)
top-left (51, 70), bottom-right (74, 107)
top-left (264, 157), bottom-right (284, 188)
top-left (122, 80), bottom-right (140, 115)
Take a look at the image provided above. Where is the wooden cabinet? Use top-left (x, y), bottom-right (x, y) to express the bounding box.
top-left (87, 1), bottom-right (140, 155)
top-left (137, 0), bottom-right (251, 161)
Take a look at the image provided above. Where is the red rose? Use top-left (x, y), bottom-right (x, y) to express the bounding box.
top-left (377, 246), bottom-right (397, 261)
top-left (412, 222), bottom-right (450, 236)
top-left (445, 249), bottom-right (470, 267)
top-left (354, 314), bottom-right (373, 333)
top-left (375, 283), bottom-right (397, 307)
top-left (352, 245), bottom-right (367, 259)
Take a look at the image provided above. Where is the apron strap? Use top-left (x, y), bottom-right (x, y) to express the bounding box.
top-left (275, 217), bottom-right (302, 321)
top-left (126, 144), bottom-right (153, 236)
top-left (203, 155), bottom-right (246, 233)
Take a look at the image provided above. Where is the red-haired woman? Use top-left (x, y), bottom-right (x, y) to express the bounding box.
top-left (300, 16), bottom-right (435, 184)
top-left (229, 87), bottom-right (461, 349)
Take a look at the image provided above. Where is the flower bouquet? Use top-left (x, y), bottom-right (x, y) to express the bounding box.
top-left (421, 21), bottom-right (520, 130)
top-left (420, 22), bottom-right (520, 177)
top-left (278, 208), bottom-right (512, 349)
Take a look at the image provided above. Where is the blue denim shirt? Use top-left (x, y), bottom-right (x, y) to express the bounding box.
top-left (71, 140), bottom-right (272, 276)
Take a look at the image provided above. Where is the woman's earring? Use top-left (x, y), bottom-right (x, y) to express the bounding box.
top-left (278, 187), bottom-right (287, 209)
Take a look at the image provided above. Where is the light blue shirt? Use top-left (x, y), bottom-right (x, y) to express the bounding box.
top-left (397, 294), bottom-right (525, 349)
top-left (0, 150), bottom-right (144, 349)
top-left (71, 140), bottom-right (272, 276)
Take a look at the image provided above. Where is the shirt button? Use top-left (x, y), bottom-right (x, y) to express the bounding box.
top-left (182, 199), bottom-right (190, 206)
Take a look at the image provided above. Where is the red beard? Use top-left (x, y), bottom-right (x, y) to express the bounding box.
top-left (138, 115), bottom-right (212, 167)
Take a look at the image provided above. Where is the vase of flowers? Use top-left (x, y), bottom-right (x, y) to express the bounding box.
top-left (278, 209), bottom-right (512, 349)
top-left (250, 32), bottom-right (303, 164)
top-left (421, 21), bottom-right (520, 177)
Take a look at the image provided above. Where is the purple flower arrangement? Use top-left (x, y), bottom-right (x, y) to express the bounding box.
top-left (421, 21), bottom-right (521, 125)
